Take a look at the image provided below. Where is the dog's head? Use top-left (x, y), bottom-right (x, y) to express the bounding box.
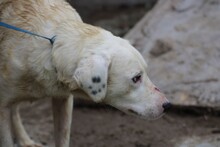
top-left (73, 33), bottom-right (169, 119)
top-left (53, 23), bottom-right (170, 119)
top-left (111, 47), bottom-right (170, 119)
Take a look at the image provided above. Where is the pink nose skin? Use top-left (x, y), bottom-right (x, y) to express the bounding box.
top-left (154, 87), bottom-right (161, 92)
top-left (153, 87), bottom-right (171, 112)
top-left (153, 87), bottom-right (165, 97)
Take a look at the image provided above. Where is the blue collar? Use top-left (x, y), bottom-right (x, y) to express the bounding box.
top-left (0, 22), bottom-right (56, 45)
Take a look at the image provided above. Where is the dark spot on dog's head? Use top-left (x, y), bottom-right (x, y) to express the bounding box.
top-left (88, 86), bottom-right (92, 89)
top-left (92, 90), bottom-right (97, 95)
top-left (92, 76), bottom-right (101, 83)
top-left (97, 77), bottom-right (101, 83)
top-left (98, 89), bottom-right (101, 92)
top-left (92, 77), bottom-right (95, 83)
top-left (102, 84), bottom-right (106, 88)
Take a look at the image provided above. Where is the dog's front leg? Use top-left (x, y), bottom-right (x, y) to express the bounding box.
top-left (0, 107), bottom-right (14, 147)
top-left (52, 95), bottom-right (73, 147)
top-left (11, 104), bottom-right (43, 147)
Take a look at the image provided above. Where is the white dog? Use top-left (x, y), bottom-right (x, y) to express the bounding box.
top-left (0, 0), bottom-right (170, 147)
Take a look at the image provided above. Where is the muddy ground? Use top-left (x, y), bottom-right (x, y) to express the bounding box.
top-left (20, 4), bottom-right (220, 147)
top-left (20, 100), bottom-right (220, 147)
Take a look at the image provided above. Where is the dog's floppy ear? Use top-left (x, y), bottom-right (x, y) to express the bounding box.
top-left (74, 54), bottom-right (110, 102)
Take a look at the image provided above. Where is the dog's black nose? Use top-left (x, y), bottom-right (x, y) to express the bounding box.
top-left (162, 102), bottom-right (172, 112)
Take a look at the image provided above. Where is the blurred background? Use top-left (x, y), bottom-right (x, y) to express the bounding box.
top-left (20, 0), bottom-right (220, 147)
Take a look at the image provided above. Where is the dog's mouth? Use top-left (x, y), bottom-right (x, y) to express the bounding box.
top-left (124, 108), bottom-right (165, 120)
top-left (123, 108), bottom-right (143, 118)
top-left (127, 109), bottom-right (140, 115)
top-left (107, 102), bottom-right (165, 120)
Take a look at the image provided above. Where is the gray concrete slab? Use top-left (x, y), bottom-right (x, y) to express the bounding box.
top-left (173, 135), bottom-right (220, 147)
top-left (125, 0), bottom-right (220, 108)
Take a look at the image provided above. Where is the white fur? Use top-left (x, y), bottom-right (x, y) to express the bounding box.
top-left (0, 0), bottom-right (169, 147)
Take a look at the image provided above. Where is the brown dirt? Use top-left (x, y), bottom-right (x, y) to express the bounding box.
top-left (20, 100), bottom-right (220, 147)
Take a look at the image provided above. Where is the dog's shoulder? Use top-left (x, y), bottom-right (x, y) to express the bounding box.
top-left (1, 0), bottom-right (81, 27)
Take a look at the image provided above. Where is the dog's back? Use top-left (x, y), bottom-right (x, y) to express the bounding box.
top-left (0, 0), bottom-right (81, 47)
top-left (0, 0), bottom-right (82, 104)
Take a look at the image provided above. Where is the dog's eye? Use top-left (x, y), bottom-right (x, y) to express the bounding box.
top-left (132, 73), bottom-right (142, 83)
